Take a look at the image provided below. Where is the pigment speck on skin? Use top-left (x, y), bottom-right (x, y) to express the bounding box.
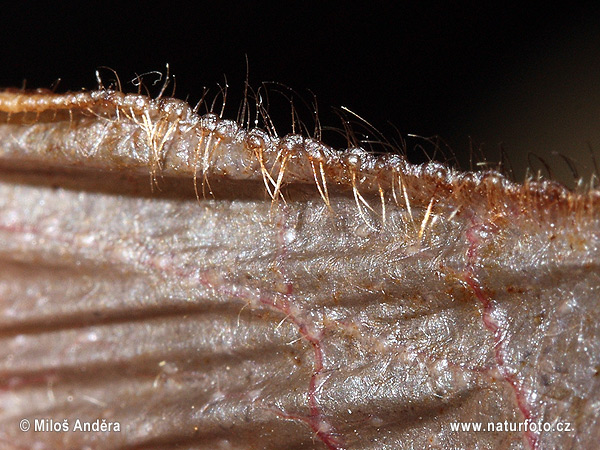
top-left (0, 87), bottom-right (598, 449)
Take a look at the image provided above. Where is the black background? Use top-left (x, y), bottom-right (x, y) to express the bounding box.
top-left (1, 2), bottom-right (600, 185)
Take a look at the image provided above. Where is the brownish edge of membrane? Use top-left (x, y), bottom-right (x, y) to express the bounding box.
top-left (0, 88), bottom-right (598, 221)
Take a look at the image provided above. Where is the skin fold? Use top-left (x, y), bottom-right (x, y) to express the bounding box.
top-left (0, 89), bottom-right (598, 449)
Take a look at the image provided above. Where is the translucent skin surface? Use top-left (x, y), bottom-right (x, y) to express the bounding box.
top-left (0, 90), bottom-right (598, 449)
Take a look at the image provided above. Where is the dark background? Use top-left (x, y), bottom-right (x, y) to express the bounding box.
top-left (1, 2), bottom-right (600, 186)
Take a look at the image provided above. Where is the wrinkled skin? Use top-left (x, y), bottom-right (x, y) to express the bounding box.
top-left (0, 90), bottom-right (598, 449)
